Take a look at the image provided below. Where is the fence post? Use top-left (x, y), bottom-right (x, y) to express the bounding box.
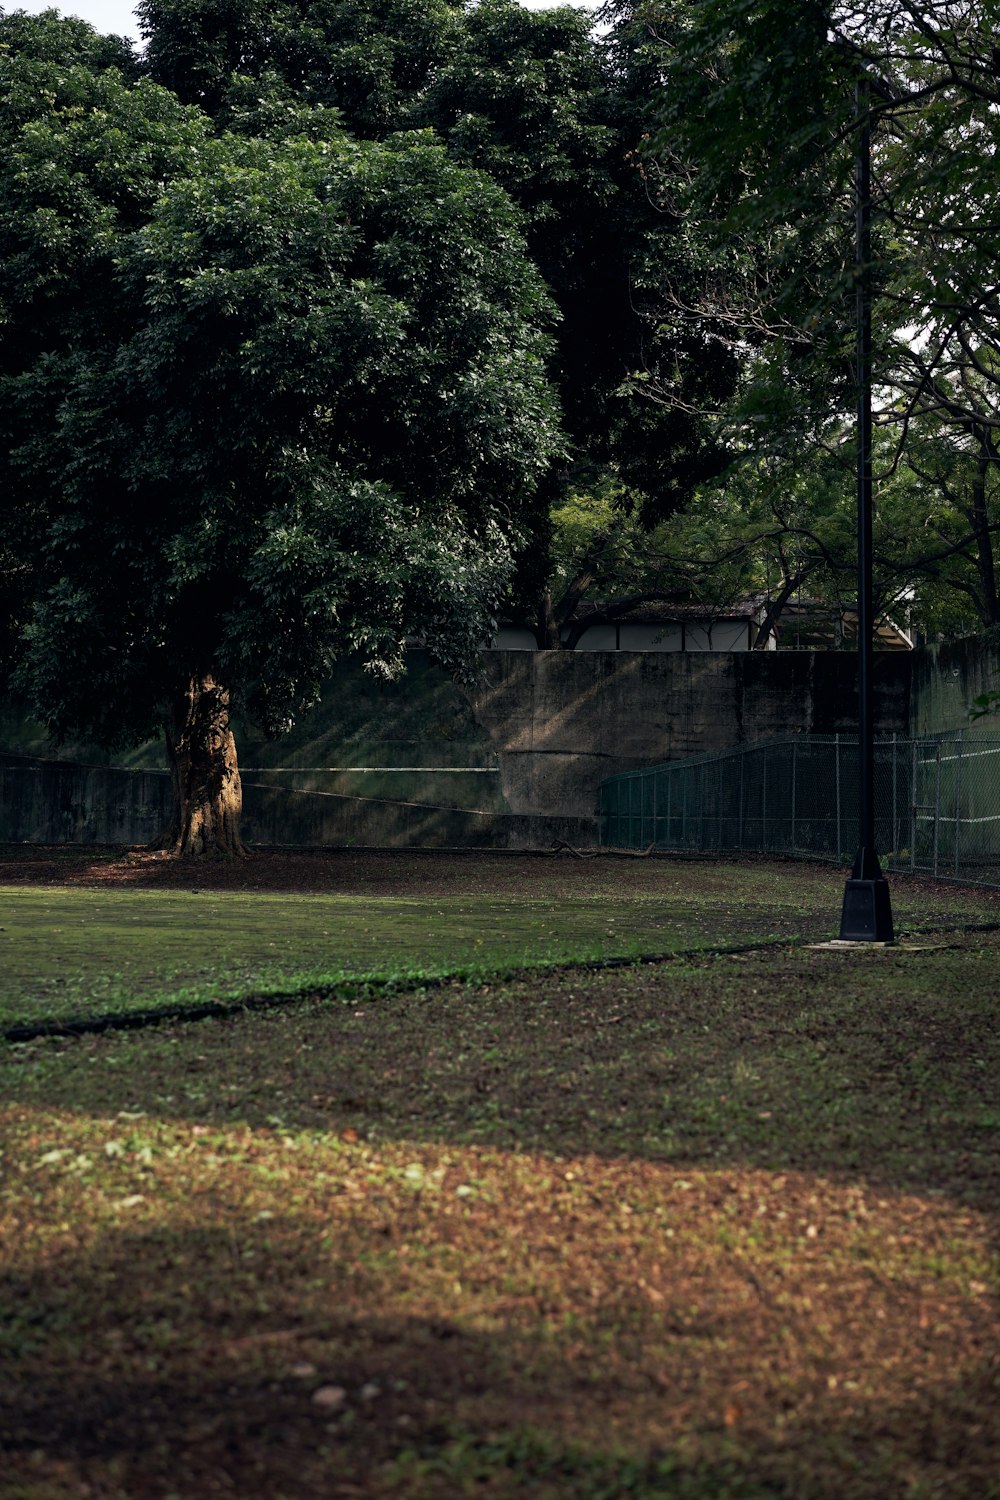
top-left (933, 744), bottom-right (942, 878)
top-left (682, 767), bottom-right (687, 847)
top-left (791, 738), bottom-right (798, 853)
top-left (954, 731), bottom-right (963, 879)
top-left (910, 739), bottom-right (917, 872)
top-left (666, 766), bottom-right (673, 847)
top-left (890, 733), bottom-right (897, 865)
top-left (738, 751), bottom-right (745, 851)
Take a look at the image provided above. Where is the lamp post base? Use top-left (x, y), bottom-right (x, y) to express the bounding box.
top-left (840, 877), bottom-right (895, 943)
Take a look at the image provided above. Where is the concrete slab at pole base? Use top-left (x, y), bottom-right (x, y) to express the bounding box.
top-left (840, 877), bottom-right (895, 943)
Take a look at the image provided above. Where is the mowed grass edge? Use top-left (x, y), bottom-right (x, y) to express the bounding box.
top-left (0, 881), bottom-right (809, 1032)
top-left (4, 853), bottom-right (1000, 1033)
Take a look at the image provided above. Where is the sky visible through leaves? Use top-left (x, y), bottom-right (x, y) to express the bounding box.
top-left (5, 0), bottom-right (595, 46)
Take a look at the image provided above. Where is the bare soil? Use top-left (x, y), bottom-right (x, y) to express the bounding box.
top-left (1, 847), bottom-right (997, 1499)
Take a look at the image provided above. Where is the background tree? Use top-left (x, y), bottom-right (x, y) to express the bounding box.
top-left (0, 10), bottom-right (204, 701)
top-left (0, 13), bottom-right (560, 855)
top-left (546, 450), bottom-right (858, 649)
top-left (605, 0), bottom-right (1000, 636)
top-left (547, 424), bottom-right (992, 649)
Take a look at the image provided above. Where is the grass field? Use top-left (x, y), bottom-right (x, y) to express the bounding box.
top-left (0, 882), bottom-right (790, 1032)
top-left (1, 850), bottom-right (998, 1499)
top-left (2, 849), bottom-right (998, 1033)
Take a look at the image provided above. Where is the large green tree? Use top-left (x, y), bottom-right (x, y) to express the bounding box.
top-left (608, 0), bottom-right (1000, 633)
top-left (0, 13), bottom-right (559, 854)
top-left (139, 0), bottom-right (737, 555)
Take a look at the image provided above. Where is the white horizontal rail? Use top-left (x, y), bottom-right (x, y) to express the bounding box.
top-left (917, 745), bottom-right (1000, 766)
top-left (239, 765), bottom-right (498, 773)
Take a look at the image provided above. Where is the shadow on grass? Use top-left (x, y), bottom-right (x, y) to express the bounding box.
top-left (2, 1215), bottom-right (996, 1500)
top-left (4, 938), bottom-right (999, 1497)
top-left (6, 941), bottom-right (998, 1207)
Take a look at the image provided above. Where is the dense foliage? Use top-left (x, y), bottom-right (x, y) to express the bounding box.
top-left (0, 6), bottom-right (581, 848)
top-left (601, 0), bottom-right (1000, 638)
top-left (5, 0), bottom-right (998, 852)
top-left (138, 0), bottom-right (735, 513)
top-left (1, 1), bottom-right (739, 771)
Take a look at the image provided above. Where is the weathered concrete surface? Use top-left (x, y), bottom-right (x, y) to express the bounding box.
top-left (1, 649), bottom-right (914, 844)
top-left (0, 753), bottom-right (597, 849)
top-left (242, 782), bottom-right (498, 848)
top-left (909, 634), bottom-right (1000, 737)
top-left (491, 813), bottom-right (600, 849)
top-left (0, 754), bottom-right (505, 848)
top-left (0, 754), bottom-right (173, 845)
top-left (468, 650), bottom-right (912, 818)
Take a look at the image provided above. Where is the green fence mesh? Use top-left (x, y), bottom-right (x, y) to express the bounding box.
top-left (598, 733), bottom-right (1000, 888)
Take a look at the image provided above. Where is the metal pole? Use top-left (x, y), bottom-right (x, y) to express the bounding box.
top-left (835, 733), bottom-right (842, 861)
top-left (933, 745), bottom-right (941, 878)
top-left (891, 732), bottom-right (897, 862)
top-left (682, 769), bottom-right (687, 847)
top-left (954, 733), bottom-right (963, 878)
top-left (667, 766), bottom-right (673, 845)
top-left (739, 751), bottom-right (745, 850)
top-left (854, 85), bottom-right (876, 865)
top-left (791, 739), bottom-right (798, 852)
top-left (910, 738), bottom-right (917, 872)
top-left (840, 77), bottom-right (894, 941)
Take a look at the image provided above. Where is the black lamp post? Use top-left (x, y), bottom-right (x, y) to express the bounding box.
top-left (839, 79), bottom-right (895, 942)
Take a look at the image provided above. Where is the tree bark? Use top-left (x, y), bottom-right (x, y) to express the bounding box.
top-left (151, 674), bottom-right (248, 858)
top-left (969, 446), bottom-right (1000, 627)
top-left (536, 586), bottom-right (562, 649)
top-left (751, 567), bottom-right (810, 650)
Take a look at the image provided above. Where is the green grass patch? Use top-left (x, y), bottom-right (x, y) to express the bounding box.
top-left (0, 884), bottom-right (797, 1031)
top-left (3, 854), bottom-right (999, 1033)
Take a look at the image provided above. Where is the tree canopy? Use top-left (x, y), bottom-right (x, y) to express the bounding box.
top-left (605, 0), bottom-right (1000, 634)
top-left (8, 0), bottom-right (998, 854)
top-left (2, 0), bottom-right (744, 857)
top-left (138, 0), bottom-right (735, 514)
top-left (0, 8), bottom-right (560, 851)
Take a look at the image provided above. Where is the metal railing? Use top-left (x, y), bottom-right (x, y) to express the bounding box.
top-left (598, 732), bottom-right (1000, 888)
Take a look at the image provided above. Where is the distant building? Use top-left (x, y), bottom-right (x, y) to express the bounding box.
top-left (491, 598), bottom-right (913, 652)
top-left (774, 601), bottom-right (913, 652)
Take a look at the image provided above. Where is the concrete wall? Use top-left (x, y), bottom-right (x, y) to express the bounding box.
top-left (243, 781), bottom-right (499, 848)
top-left (909, 634), bottom-right (1000, 737)
top-left (0, 753), bottom-right (508, 848)
top-left (0, 752), bottom-right (599, 849)
top-left (0, 754), bottom-right (173, 845)
top-left (468, 649), bottom-right (911, 819)
top-left (1, 646), bottom-right (915, 848)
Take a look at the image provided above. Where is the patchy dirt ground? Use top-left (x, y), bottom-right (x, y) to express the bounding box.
top-left (0, 843), bottom-right (813, 894)
top-left (1, 849), bottom-right (998, 1499)
top-left (3, 842), bottom-right (1000, 913)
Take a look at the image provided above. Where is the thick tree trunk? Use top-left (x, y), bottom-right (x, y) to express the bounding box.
top-left (536, 586), bottom-right (562, 649)
top-left (969, 449), bottom-right (1000, 626)
top-left (751, 569), bottom-right (808, 650)
top-left (151, 674), bottom-right (248, 858)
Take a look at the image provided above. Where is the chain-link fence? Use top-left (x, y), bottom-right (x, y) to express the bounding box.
top-left (0, 753), bottom-right (504, 847)
top-left (598, 732), bottom-right (1000, 888)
